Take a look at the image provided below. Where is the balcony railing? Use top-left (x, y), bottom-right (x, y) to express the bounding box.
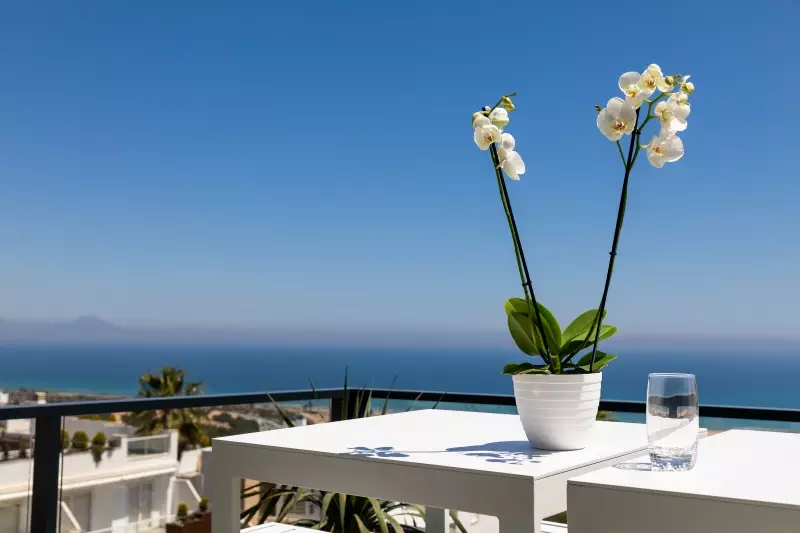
top-left (1, 388), bottom-right (800, 533)
top-left (126, 433), bottom-right (171, 457)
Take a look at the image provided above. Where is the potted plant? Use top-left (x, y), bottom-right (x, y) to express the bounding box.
top-left (90, 432), bottom-right (107, 465)
top-left (166, 501), bottom-right (211, 533)
top-left (194, 497), bottom-right (210, 528)
top-left (473, 67), bottom-right (693, 450)
top-left (71, 430), bottom-right (89, 451)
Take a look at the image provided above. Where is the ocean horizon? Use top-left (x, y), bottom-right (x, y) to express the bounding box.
top-left (0, 341), bottom-right (798, 410)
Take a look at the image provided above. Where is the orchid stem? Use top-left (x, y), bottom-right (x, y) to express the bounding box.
top-left (488, 92), bottom-right (516, 113)
top-left (615, 141), bottom-right (626, 168)
top-left (589, 107), bottom-right (641, 372)
top-left (489, 143), bottom-right (554, 371)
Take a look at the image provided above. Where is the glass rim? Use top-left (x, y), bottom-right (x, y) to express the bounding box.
top-left (648, 373), bottom-right (695, 379)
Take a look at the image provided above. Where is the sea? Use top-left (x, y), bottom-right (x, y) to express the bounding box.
top-left (0, 341), bottom-right (798, 410)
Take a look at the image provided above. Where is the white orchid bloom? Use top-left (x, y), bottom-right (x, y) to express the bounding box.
top-left (653, 92), bottom-right (691, 134)
top-left (500, 132), bottom-right (515, 151)
top-left (646, 64), bottom-right (663, 80)
top-left (638, 64), bottom-right (663, 98)
top-left (645, 63), bottom-right (675, 93)
top-left (668, 92), bottom-right (691, 119)
top-left (597, 97), bottom-right (637, 141)
top-left (654, 101), bottom-right (685, 134)
top-left (657, 74), bottom-right (676, 93)
top-left (618, 72), bottom-right (647, 108)
top-left (646, 134), bottom-right (684, 168)
top-left (489, 107), bottom-right (509, 129)
top-left (473, 115), bottom-right (502, 150)
top-left (496, 133), bottom-right (525, 180)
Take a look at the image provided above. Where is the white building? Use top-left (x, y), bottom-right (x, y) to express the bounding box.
top-left (0, 422), bottom-right (206, 533)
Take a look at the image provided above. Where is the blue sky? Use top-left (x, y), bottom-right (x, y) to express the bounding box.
top-left (0, 1), bottom-right (797, 341)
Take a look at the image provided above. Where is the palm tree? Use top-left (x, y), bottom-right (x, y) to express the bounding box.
top-left (130, 366), bottom-right (205, 459)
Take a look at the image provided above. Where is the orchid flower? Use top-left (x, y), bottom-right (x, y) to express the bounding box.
top-left (496, 133), bottom-right (525, 180)
top-left (597, 97), bottom-right (637, 141)
top-left (473, 114), bottom-right (502, 150)
top-left (646, 133), bottom-right (684, 168)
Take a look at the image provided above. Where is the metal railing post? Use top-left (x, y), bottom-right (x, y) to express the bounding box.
top-left (30, 415), bottom-right (62, 533)
top-left (329, 390), bottom-right (353, 422)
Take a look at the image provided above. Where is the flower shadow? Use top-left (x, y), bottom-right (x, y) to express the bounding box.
top-left (446, 441), bottom-right (550, 465)
top-left (346, 446), bottom-right (411, 458)
top-left (342, 441), bottom-right (548, 465)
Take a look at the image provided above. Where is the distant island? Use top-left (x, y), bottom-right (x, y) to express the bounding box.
top-left (0, 316), bottom-right (794, 348)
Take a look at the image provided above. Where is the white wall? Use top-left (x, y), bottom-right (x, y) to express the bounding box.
top-left (200, 448), bottom-right (213, 499)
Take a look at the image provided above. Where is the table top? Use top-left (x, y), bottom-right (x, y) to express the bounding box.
top-left (569, 429), bottom-right (800, 508)
top-left (217, 409), bottom-right (648, 480)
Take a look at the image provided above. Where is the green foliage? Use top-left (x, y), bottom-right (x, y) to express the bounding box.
top-left (204, 412), bottom-right (260, 439)
top-left (596, 411), bottom-right (618, 422)
top-left (71, 431), bottom-right (89, 451)
top-left (199, 497), bottom-right (209, 512)
top-left (91, 432), bottom-right (107, 447)
top-left (177, 503), bottom-right (189, 521)
top-left (504, 300), bottom-right (619, 374)
top-left (17, 439), bottom-right (28, 459)
top-left (199, 435), bottom-right (210, 447)
top-left (242, 371), bottom-right (427, 533)
top-left (60, 429), bottom-right (70, 450)
top-left (130, 366), bottom-right (205, 460)
top-left (0, 433), bottom-right (9, 461)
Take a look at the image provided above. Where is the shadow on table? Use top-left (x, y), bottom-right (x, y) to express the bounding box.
top-left (344, 441), bottom-right (550, 465)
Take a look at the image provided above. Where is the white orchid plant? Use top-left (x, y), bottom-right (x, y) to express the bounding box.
top-left (473, 65), bottom-right (694, 375)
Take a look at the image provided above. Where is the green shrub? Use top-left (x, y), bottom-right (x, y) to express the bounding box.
top-left (60, 429), bottom-right (70, 450)
top-left (1, 438), bottom-right (9, 461)
top-left (199, 497), bottom-right (209, 512)
top-left (199, 435), bottom-right (210, 447)
top-left (71, 431), bottom-right (89, 451)
top-left (176, 503), bottom-right (189, 522)
top-left (17, 439), bottom-right (28, 459)
top-left (91, 432), bottom-right (107, 448)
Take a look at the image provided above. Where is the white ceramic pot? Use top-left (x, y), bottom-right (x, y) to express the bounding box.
top-left (512, 372), bottom-right (602, 451)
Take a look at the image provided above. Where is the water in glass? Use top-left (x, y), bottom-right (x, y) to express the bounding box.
top-left (646, 373), bottom-right (698, 471)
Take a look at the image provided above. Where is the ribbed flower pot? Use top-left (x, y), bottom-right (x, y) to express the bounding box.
top-left (512, 373), bottom-right (602, 451)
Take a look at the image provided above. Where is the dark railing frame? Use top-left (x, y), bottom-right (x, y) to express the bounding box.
top-left (1, 388), bottom-right (799, 533)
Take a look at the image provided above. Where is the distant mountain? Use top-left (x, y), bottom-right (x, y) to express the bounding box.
top-left (0, 316), bottom-right (789, 347)
top-left (0, 316), bottom-right (510, 346)
top-left (0, 316), bottom-right (127, 343)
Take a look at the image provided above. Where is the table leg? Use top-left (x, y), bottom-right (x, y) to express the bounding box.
top-left (426, 506), bottom-right (446, 533)
top-left (499, 510), bottom-right (540, 533)
top-left (211, 474), bottom-right (240, 532)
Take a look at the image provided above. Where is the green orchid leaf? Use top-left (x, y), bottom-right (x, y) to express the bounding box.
top-left (504, 298), bottom-right (561, 358)
top-left (576, 351), bottom-right (618, 372)
top-left (561, 309), bottom-right (607, 347)
top-left (507, 312), bottom-right (540, 356)
top-left (504, 297), bottom-right (529, 316)
top-left (560, 325), bottom-right (618, 357)
top-left (502, 362), bottom-right (551, 375)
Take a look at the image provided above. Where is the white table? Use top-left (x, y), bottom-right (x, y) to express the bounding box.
top-left (212, 409), bottom-right (649, 533)
top-left (568, 429), bottom-right (800, 533)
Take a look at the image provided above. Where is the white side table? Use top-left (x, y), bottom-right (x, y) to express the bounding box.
top-left (212, 409), bottom-right (649, 533)
top-left (568, 429), bottom-right (800, 533)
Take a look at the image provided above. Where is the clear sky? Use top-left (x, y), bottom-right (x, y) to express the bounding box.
top-left (0, 1), bottom-right (797, 341)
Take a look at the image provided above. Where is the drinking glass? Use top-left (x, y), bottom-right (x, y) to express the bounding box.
top-left (646, 373), bottom-right (698, 471)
